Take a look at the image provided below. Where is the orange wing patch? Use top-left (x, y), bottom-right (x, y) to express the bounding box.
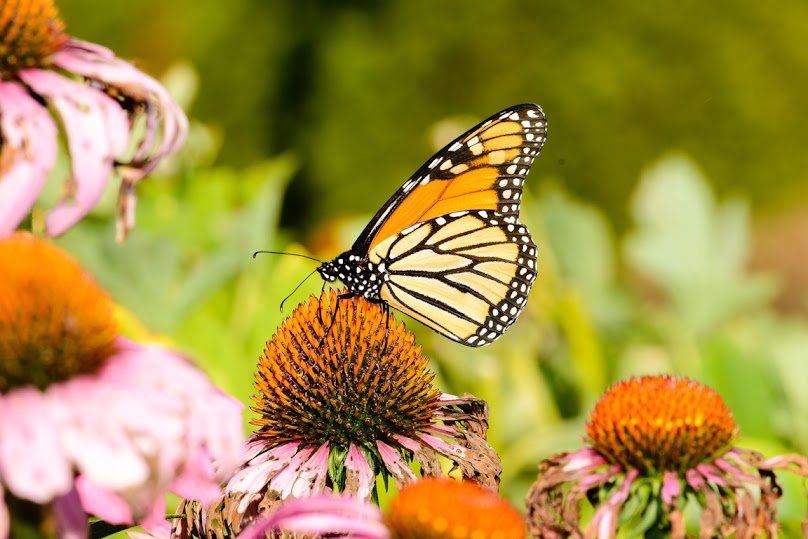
top-left (367, 104), bottom-right (546, 252)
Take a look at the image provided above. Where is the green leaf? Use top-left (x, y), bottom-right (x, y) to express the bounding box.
top-left (624, 154), bottom-right (778, 333)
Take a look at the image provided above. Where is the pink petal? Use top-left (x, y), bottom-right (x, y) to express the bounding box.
top-left (562, 448), bottom-right (609, 472)
top-left (237, 496), bottom-right (389, 539)
top-left (18, 69), bottom-right (129, 236)
top-left (390, 434), bottom-right (422, 453)
top-left (587, 469), bottom-right (638, 539)
top-left (53, 39), bottom-right (188, 178)
top-left (168, 448), bottom-right (221, 506)
top-left (138, 495), bottom-right (171, 538)
top-left (686, 468), bottom-right (706, 489)
top-left (417, 432), bottom-right (467, 459)
top-left (344, 444), bottom-right (375, 500)
top-left (376, 441), bottom-right (416, 487)
top-left (227, 441), bottom-right (302, 495)
top-left (0, 387), bottom-right (73, 503)
top-left (226, 442), bottom-right (302, 515)
top-left (53, 486), bottom-right (89, 539)
top-left (0, 81), bottom-right (58, 237)
top-left (289, 443), bottom-right (330, 497)
top-left (74, 476), bottom-right (133, 524)
top-left (267, 446), bottom-right (316, 499)
top-left (661, 471), bottom-right (681, 505)
top-left (48, 378), bottom-right (152, 490)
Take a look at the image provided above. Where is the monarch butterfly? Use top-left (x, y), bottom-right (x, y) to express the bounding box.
top-left (317, 104), bottom-right (546, 347)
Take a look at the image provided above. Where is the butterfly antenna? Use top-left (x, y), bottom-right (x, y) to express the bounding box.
top-left (253, 250), bottom-right (323, 264)
top-left (279, 267), bottom-right (321, 313)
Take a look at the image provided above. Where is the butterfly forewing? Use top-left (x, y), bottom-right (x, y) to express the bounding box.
top-left (354, 104), bottom-right (546, 254)
top-left (370, 211), bottom-right (538, 346)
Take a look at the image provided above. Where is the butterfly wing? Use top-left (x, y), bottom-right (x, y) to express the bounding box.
top-left (368, 211), bottom-right (537, 346)
top-left (352, 103), bottom-right (546, 255)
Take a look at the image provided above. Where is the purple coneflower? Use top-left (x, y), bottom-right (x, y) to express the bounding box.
top-left (172, 290), bottom-right (501, 537)
top-left (0, 0), bottom-right (187, 242)
top-left (237, 477), bottom-right (525, 539)
top-left (0, 232), bottom-right (243, 538)
top-left (526, 375), bottom-right (808, 538)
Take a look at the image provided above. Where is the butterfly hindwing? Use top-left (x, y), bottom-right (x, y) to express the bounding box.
top-left (354, 104), bottom-right (546, 254)
top-left (369, 211), bottom-right (537, 346)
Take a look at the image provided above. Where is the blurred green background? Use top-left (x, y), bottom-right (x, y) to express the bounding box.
top-left (55, 0), bottom-right (808, 534)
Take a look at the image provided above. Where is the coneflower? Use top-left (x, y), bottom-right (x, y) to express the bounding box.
top-left (526, 375), bottom-right (808, 538)
top-left (173, 290), bottom-right (501, 537)
top-left (0, 232), bottom-right (243, 538)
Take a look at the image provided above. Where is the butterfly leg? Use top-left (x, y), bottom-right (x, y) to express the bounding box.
top-left (359, 296), bottom-right (391, 352)
top-left (319, 291), bottom-right (356, 347)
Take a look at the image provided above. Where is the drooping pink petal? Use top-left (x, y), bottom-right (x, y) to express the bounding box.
top-left (390, 434), bottom-right (422, 453)
top-left (168, 448), bottom-right (221, 505)
top-left (417, 432), bottom-right (466, 459)
top-left (695, 463), bottom-right (728, 487)
top-left (138, 494), bottom-right (172, 538)
top-left (18, 69), bottom-right (129, 236)
top-left (344, 444), bottom-right (375, 500)
top-left (577, 465), bottom-right (621, 489)
top-left (101, 340), bottom-right (244, 482)
top-left (0, 81), bottom-right (58, 237)
top-left (74, 476), bottom-right (133, 524)
top-left (48, 378), bottom-right (152, 491)
top-left (0, 387), bottom-right (73, 503)
top-left (661, 470), bottom-right (681, 505)
top-left (267, 446), bottom-right (316, 499)
top-left (587, 469), bottom-right (638, 539)
top-left (288, 443), bottom-right (330, 497)
top-left (685, 468), bottom-right (706, 490)
top-left (376, 441), bottom-right (416, 488)
top-left (237, 495), bottom-right (389, 539)
top-left (53, 39), bottom-right (188, 178)
top-left (562, 447), bottom-right (609, 472)
top-left (226, 441), bottom-right (303, 514)
top-left (53, 486), bottom-right (89, 539)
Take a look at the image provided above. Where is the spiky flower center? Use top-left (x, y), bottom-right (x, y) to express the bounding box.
top-left (385, 478), bottom-right (525, 539)
top-left (0, 0), bottom-right (67, 75)
top-left (585, 375), bottom-right (738, 474)
top-left (251, 290), bottom-right (440, 449)
top-left (0, 233), bottom-right (118, 392)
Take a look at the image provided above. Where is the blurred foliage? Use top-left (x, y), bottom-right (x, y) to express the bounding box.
top-left (59, 0), bottom-right (808, 232)
top-left (47, 0), bottom-right (808, 534)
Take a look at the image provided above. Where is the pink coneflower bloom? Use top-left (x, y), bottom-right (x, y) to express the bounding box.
top-left (0, 232), bottom-right (243, 538)
top-left (526, 375), bottom-right (808, 539)
top-left (237, 478), bottom-right (525, 539)
top-left (0, 0), bottom-right (187, 242)
top-left (172, 290), bottom-right (501, 537)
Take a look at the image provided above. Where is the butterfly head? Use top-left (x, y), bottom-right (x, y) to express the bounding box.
top-left (316, 260), bottom-right (339, 283)
top-left (318, 252), bottom-right (385, 299)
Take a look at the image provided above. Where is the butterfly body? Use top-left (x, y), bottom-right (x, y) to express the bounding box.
top-left (317, 104), bottom-right (546, 347)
